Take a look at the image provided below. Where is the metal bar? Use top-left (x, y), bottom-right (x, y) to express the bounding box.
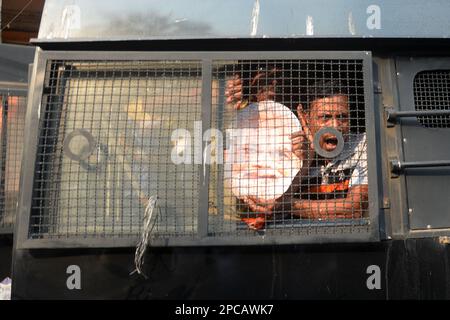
top-left (41, 50), bottom-right (368, 62)
top-left (0, 97), bottom-right (7, 232)
top-left (386, 109), bottom-right (450, 123)
top-left (362, 51), bottom-right (381, 241)
top-left (19, 224), bottom-right (373, 249)
top-left (198, 59), bottom-right (212, 239)
top-left (391, 159), bottom-right (450, 173)
top-left (15, 48), bottom-right (46, 249)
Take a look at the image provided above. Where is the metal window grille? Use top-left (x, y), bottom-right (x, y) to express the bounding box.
top-left (209, 60), bottom-right (369, 236)
top-left (414, 70), bottom-right (450, 128)
top-left (20, 51), bottom-right (377, 247)
top-left (30, 61), bottom-right (202, 239)
top-left (0, 94), bottom-right (27, 233)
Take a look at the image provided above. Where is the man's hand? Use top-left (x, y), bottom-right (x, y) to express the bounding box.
top-left (291, 104), bottom-right (315, 161)
top-left (241, 196), bottom-right (275, 214)
top-left (241, 194), bottom-right (293, 216)
top-left (240, 196), bottom-right (275, 230)
top-left (225, 75), bottom-right (245, 109)
top-left (225, 68), bottom-right (279, 110)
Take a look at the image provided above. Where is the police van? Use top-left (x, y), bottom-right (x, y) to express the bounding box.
top-left (5, 0), bottom-right (450, 299)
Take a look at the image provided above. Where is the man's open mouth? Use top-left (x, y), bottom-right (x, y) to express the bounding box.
top-left (321, 135), bottom-right (338, 151)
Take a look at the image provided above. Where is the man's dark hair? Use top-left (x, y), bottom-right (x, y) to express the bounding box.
top-left (301, 78), bottom-right (365, 133)
top-left (303, 79), bottom-right (349, 112)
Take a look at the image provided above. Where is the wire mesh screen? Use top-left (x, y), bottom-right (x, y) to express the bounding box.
top-left (414, 70), bottom-right (450, 128)
top-left (0, 95), bottom-right (27, 233)
top-left (29, 61), bottom-right (202, 239)
top-left (209, 60), bottom-right (370, 236)
top-left (27, 55), bottom-right (372, 244)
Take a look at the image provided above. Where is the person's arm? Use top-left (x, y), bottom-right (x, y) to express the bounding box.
top-left (292, 184), bottom-right (368, 219)
top-left (225, 67), bottom-right (280, 109)
top-left (225, 75), bottom-right (245, 109)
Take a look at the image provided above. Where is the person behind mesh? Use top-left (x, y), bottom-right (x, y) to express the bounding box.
top-left (225, 71), bottom-right (368, 228)
top-left (224, 65), bottom-right (300, 230)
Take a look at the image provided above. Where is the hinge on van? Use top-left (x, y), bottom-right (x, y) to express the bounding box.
top-left (373, 81), bottom-right (382, 94)
top-left (381, 197), bottom-right (390, 209)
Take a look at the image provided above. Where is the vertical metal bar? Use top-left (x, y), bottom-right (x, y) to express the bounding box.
top-left (216, 76), bottom-right (225, 221)
top-left (0, 95), bottom-right (7, 230)
top-left (363, 52), bottom-right (381, 241)
top-left (15, 49), bottom-right (46, 248)
top-left (198, 59), bottom-right (212, 238)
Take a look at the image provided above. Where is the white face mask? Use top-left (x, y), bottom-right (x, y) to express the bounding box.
top-left (225, 101), bottom-right (303, 205)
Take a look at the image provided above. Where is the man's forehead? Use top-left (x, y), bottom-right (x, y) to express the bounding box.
top-left (310, 95), bottom-right (349, 112)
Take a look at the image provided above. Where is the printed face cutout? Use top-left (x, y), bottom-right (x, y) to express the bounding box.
top-left (225, 101), bottom-right (302, 205)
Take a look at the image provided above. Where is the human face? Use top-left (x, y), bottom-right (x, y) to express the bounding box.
top-left (306, 95), bottom-right (350, 152)
top-left (225, 101), bottom-right (302, 204)
top-left (227, 127), bottom-right (299, 204)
